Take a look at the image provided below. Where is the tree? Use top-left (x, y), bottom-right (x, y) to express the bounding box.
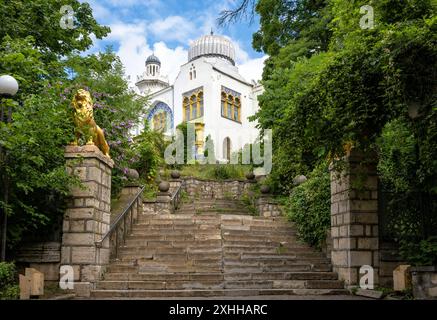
top-left (0, 2), bottom-right (147, 251)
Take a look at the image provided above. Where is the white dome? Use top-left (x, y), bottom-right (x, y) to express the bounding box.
top-left (188, 34), bottom-right (236, 65)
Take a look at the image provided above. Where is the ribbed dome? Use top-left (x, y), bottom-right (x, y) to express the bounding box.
top-left (146, 54), bottom-right (161, 66)
top-left (188, 34), bottom-right (236, 65)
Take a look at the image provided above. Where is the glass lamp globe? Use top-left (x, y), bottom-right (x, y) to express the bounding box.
top-left (0, 75), bottom-right (19, 96)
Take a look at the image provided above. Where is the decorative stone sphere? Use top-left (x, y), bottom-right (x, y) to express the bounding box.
top-left (293, 175), bottom-right (307, 186)
top-left (158, 181), bottom-right (170, 192)
top-left (127, 169), bottom-right (139, 180)
top-left (245, 172), bottom-right (255, 180)
top-left (260, 185), bottom-right (271, 194)
top-left (171, 170), bottom-right (181, 179)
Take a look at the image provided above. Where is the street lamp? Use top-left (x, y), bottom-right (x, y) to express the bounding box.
top-left (0, 74), bottom-right (19, 261)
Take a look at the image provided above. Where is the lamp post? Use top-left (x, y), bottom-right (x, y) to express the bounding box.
top-left (0, 75), bottom-right (19, 261)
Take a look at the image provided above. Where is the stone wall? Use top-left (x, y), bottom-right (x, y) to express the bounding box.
top-left (61, 145), bottom-right (113, 296)
top-left (411, 266), bottom-right (437, 299)
top-left (330, 150), bottom-right (380, 287)
top-left (14, 242), bottom-right (61, 282)
top-left (256, 196), bottom-right (282, 217)
top-left (183, 177), bottom-right (255, 200)
top-left (379, 241), bottom-right (407, 287)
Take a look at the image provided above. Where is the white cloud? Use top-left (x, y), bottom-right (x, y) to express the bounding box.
top-left (149, 16), bottom-right (196, 43)
top-left (238, 55), bottom-right (268, 83)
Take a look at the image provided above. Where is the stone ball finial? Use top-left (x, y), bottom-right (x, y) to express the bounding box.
top-left (158, 181), bottom-right (170, 192)
top-left (171, 170), bottom-right (181, 179)
top-left (260, 185), bottom-right (271, 194)
top-left (127, 169), bottom-right (139, 180)
top-left (245, 172), bottom-right (255, 181)
top-left (293, 175), bottom-right (308, 186)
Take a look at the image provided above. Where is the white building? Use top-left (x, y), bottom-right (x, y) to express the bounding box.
top-left (135, 33), bottom-right (264, 162)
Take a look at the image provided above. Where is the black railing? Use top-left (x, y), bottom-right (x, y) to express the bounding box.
top-left (171, 184), bottom-right (182, 211)
top-left (95, 186), bottom-right (145, 260)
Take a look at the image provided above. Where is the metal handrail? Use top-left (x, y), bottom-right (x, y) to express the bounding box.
top-left (95, 186), bottom-right (145, 258)
top-left (170, 184), bottom-right (182, 211)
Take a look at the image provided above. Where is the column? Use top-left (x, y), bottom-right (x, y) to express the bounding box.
top-left (61, 145), bottom-right (114, 296)
top-left (330, 149), bottom-right (379, 287)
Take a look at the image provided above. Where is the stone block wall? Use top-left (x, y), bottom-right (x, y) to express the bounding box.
top-left (183, 177), bottom-right (255, 200)
top-left (411, 267), bottom-right (437, 299)
top-left (330, 150), bottom-right (380, 287)
top-left (61, 145), bottom-right (114, 294)
top-left (256, 196), bottom-right (282, 217)
top-left (379, 241), bottom-right (407, 287)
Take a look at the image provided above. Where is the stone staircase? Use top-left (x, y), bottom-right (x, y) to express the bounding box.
top-left (91, 199), bottom-right (347, 298)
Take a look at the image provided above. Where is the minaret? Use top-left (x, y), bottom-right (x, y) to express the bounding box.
top-left (136, 53), bottom-right (169, 95)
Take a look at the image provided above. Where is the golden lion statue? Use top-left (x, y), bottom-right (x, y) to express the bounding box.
top-left (71, 89), bottom-right (110, 158)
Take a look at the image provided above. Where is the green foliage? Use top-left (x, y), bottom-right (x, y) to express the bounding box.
top-left (399, 237), bottom-right (437, 266)
top-left (129, 123), bottom-right (167, 184)
top-left (254, 0), bottom-right (436, 198)
top-left (0, 0), bottom-right (109, 57)
top-left (0, 2), bottom-right (146, 250)
top-left (283, 163), bottom-right (331, 249)
top-left (180, 164), bottom-right (250, 181)
top-left (377, 119), bottom-right (417, 192)
top-left (0, 262), bottom-right (19, 300)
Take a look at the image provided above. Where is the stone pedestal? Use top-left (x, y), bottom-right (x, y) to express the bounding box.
top-left (330, 150), bottom-right (379, 287)
top-left (256, 196), bottom-right (282, 217)
top-left (61, 145), bottom-right (114, 295)
top-left (156, 192), bottom-right (172, 214)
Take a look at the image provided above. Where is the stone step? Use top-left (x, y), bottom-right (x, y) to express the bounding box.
top-left (90, 288), bottom-right (348, 298)
top-left (124, 239), bottom-right (223, 247)
top-left (95, 279), bottom-right (343, 291)
top-left (104, 273), bottom-right (225, 282)
top-left (96, 280), bottom-right (225, 290)
top-left (224, 264), bottom-right (332, 273)
top-left (223, 271), bottom-right (339, 281)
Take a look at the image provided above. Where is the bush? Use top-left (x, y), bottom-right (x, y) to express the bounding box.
top-left (284, 163), bottom-right (331, 249)
top-left (399, 237), bottom-right (437, 266)
top-left (0, 262), bottom-right (19, 300)
top-left (180, 164), bottom-right (250, 181)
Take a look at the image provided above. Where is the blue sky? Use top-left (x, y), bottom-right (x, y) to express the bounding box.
top-left (82, 0), bottom-right (267, 86)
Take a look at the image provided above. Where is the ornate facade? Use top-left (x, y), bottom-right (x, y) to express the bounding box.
top-left (134, 33), bottom-right (264, 162)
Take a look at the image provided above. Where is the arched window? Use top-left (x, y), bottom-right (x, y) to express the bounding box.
top-left (153, 112), bottom-right (166, 132)
top-left (221, 87), bottom-right (242, 123)
top-left (189, 72), bottom-right (192, 80)
top-left (183, 97), bottom-right (189, 122)
top-left (235, 98), bottom-right (241, 122)
top-left (227, 95), bottom-right (233, 119)
top-left (193, 70), bottom-right (197, 79)
top-left (183, 88), bottom-right (203, 122)
top-left (190, 95), bottom-right (197, 119)
top-left (197, 92), bottom-right (204, 117)
top-left (221, 92), bottom-right (227, 117)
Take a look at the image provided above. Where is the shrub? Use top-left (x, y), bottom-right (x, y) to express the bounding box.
top-left (0, 262), bottom-right (19, 300)
top-left (284, 162), bottom-right (331, 249)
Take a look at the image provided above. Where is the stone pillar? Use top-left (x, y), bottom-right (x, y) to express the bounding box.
top-left (61, 145), bottom-right (114, 296)
top-left (156, 192), bottom-right (172, 214)
top-left (330, 150), bottom-right (379, 287)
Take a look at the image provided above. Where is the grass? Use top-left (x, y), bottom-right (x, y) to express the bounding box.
top-left (179, 164), bottom-right (251, 181)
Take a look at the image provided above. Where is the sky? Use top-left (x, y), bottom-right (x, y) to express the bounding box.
top-left (80, 0), bottom-right (268, 87)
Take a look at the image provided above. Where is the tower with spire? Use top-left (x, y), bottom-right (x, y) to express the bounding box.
top-left (135, 53), bottom-right (170, 95)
